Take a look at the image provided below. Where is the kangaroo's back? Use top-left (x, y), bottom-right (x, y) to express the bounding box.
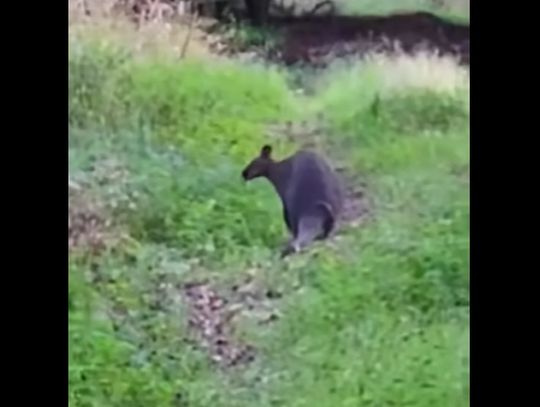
top-left (284, 150), bottom-right (344, 230)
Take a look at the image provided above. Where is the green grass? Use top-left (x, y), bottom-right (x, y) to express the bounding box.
top-left (69, 32), bottom-right (469, 407)
top-left (336, 0), bottom-right (470, 22)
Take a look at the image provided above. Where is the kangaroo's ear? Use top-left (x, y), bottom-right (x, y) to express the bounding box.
top-left (260, 145), bottom-right (272, 158)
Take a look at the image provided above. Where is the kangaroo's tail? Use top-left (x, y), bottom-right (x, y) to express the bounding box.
top-left (281, 202), bottom-right (336, 257)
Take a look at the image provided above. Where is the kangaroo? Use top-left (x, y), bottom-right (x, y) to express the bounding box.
top-left (241, 145), bottom-right (344, 257)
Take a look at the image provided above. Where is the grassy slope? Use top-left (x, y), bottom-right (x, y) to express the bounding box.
top-left (69, 17), bottom-right (469, 407)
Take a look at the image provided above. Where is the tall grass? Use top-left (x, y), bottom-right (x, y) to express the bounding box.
top-left (69, 14), bottom-right (469, 407)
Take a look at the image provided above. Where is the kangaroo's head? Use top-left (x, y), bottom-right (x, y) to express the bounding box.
top-left (241, 145), bottom-right (274, 181)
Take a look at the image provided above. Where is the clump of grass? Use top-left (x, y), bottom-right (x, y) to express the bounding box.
top-left (69, 39), bottom-right (131, 127)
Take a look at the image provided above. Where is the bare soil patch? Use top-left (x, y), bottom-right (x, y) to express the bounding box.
top-left (182, 276), bottom-right (281, 368)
